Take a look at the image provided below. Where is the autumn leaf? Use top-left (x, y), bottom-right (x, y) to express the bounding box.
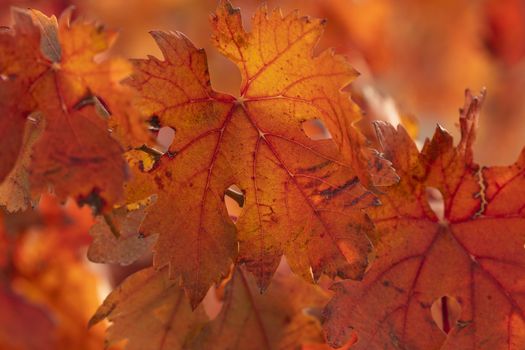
top-left (125, 0), bottom-right (389, 307)
top-left (53, 8), bottom-right (150, 148)
top-left (323, 90), bottom-right (525, 349)
top-left (0, 113), bottom-right (44, 212)
top-left (91, 264), bottom-right (333, 350)
top-left (210, 2), bottom-right (397, 188)
top-left (0, 81), bottom-right (29, 184)
top-left (191, 266), bottom-right (329, 350)
top-left (87, 196), bottom-right (158, 266)
top-left (89, 267), bottom-right (209, 350)
top-left (0, 7), bottom-right (147, 209)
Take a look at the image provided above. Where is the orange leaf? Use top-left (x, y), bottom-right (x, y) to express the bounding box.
top-left (0, 114), bottom-right (44, 212)
top-left (211, 2), bottom-right (397, 188)
top-left (125, 1), bottom-right (387, 307)
top-left (89, 267), bottom-right (208, 350)
top-left (87, 196), bottom-right (158, 265)
top-left (191, 266), bottom-right (329, 350)
top-left (0, 8), bottom-right (147, 209)
top-left (55, 8), bottom-right (150, 148)
top-left (92, 265), bottom-right (333, 350)
top-left (0, 82), bottom-right (29, 184)
top-left (324, 90), bottom-right (525, 349)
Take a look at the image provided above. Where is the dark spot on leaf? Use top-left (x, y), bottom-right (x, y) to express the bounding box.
top-left (154, 175), bottom-right (164, 190)
top-left (321, 177), bottom-right (359, 199)
top-left (456, 319), bottom-right (472, 330)
top-left (301, 160), bottom-right (330, 173)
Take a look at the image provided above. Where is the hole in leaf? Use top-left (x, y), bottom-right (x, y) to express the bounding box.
top-left (302, 306), bottom-right (323, 320)
top-left (302, 119), bottom-right (332, 140)
top-left (431, 295), bottom-right (461, 334)
top-left (426, 187), bottom-right (445, 223)
top-left (157, 126), bottom-right (175, 153)
top-left (202, 285), bottom-right (223, 320)
top-left (224, 184), bottom-right (244, 223)
top-left (93, 96), bottom-right (111, 118)
top-left (148, 115), bottom-right (161, 132)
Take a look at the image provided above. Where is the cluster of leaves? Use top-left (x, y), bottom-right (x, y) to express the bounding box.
top-left (2, 1), bottom-right (525, 349)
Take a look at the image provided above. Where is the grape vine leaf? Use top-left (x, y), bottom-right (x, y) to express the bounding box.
top-left (0, 114), bottom-right (44, 212)
top-left (210, 2), bottom-right (398, 189)
top-left (190, 266), bottom-right (328, 350)
top-left (323, 90), bottom-right (525, 349)
top-left (91, 265), bottom-right (332, 350)
top-left (0, 81), bottom-right (29, 184)
top-left (87, 196), bottom-right (158, 265)
top-left (0, 8), bottom-right (148, 209)
top-left (89, 267), bottom-right (209, 350)
top-left (125, 0), bottom-right (392, 307)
